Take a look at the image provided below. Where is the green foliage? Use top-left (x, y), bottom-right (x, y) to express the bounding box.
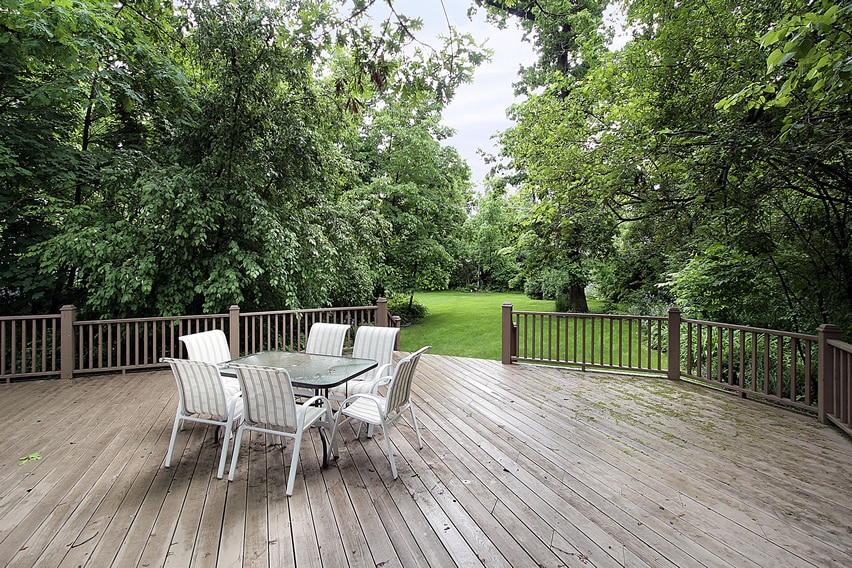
top-left (524, 264), bottom-right (588, 312)
top-left (452, 189), bottom-right (520, 291)
top-left (3, 0), bottom-right (486, 318)
top-left (487, 0), bottom-right (852, 336)
top-left (717, 1), bottom-right (851, 142)
top-left (347, 96), bottom-right (473, 299)
top-left (18, 452), bottom-right (42, 466)
top-left (0, 0), bottom-right (192, 313)
top-left (665, 244), bottom-right (778, 326)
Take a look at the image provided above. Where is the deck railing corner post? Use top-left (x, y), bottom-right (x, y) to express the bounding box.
top-left (817, 323), bottom-right (842, 424)
top-left (376, 297), bottom-right (389, 327)
top-left (502, 302), bottom-right (514, 365)
top-left (60, 305), bottom-right (77, 380)
top-left (229, 305), bottom-right (240, 358)
top-left (667, 306), bottom-right (681, 381)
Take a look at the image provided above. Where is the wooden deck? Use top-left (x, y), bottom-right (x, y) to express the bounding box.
top-left (1, 354), bottom-right (850, 567)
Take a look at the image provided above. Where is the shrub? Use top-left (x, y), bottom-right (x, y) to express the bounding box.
top-left (524, 274), bottom-right (544, 299)
top-left (388, 295), bottom-right (429, 325)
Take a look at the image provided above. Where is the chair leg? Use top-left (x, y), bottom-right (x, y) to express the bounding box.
top-left (409, 405), bottom-right (424, 449)
top-left (381, 420), bottom-right (398, 479)
top-left (286, 434), bottom-right (303, 496)
top-left (329, 412), bottom-right (345, 459)
top-left (228, 424), bottom-right (247, 481)
top-left (165, 411), bottom-right (182, 468)
top-left (217, 419), bottom-right (234, 479)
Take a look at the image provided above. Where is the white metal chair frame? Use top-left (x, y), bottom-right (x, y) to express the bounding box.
top-left (328, 325), bottom-right (400, 401)
top-left (228, 363), bottom-right (333, 496)
top-left (329, 346), bottom-right (431, 479)
top-left (162, 357), bottom-right (243, 479)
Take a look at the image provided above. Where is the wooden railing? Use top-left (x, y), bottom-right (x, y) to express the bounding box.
top-left (819, 325), bottom-right (852, 436)
top-left (502, 304), bottom-right (667, 374)
top-left (502, 304), bottom-right (849, 434)
top-left (0, 313), bottom-right (61, 380)
top-left (1, 299), bottom-right (398, 383)
top-left (675, 311), bottom-right (818, 413)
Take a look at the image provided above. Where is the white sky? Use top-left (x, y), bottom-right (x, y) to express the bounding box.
top-left (436, 4), bottom-right (538, 192)
top-left (365, 0), bottom-right (538, 192)
top-left (366, 1), bottom-right (630, 192)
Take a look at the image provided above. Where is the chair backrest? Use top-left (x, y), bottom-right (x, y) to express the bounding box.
top-left (231, 364), bottom-right (299, 430)
top-left (304, 322), bottom-right (350, 356)
top-left (351, 326), bottom-right (400, 381)
top-left (385, 346), bottom-right (431, 414)
top-left (179, 330), bottom-right (232, 365)
top-left (163, 357), bottom-right (231, 418)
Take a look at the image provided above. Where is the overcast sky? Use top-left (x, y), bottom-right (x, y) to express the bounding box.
top-left (436, 5), bottom-right (538, 192)
top-left (366, 0), bottom-right (538, 191)
top-left (365, 1), bottom-right (630, 192)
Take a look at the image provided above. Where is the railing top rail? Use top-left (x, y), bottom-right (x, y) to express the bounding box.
top-left (0, 314), bottom-right (60, 322)
top-left (73, 313), bottom-right (226, 326)
top-left (826, 338), bottom-right (852, 353)
top-left (682, 317), bottom-right (818, 341)
top-left (240, 305), bottom-right (377, 317)
top-left (512, 311), bottom-right (667, 322)
top-left (67, 306), bottom-right (378, 327)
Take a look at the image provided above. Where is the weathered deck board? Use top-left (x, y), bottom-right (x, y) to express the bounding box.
top-left (0, 354), bottom-right (850, 568)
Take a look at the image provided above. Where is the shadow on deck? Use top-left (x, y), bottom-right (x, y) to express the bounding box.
top-left (1, 354), bottom-right (850, 567)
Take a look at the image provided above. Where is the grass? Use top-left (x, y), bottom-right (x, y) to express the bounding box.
top-left (397, 290), bottom-right (606, 360)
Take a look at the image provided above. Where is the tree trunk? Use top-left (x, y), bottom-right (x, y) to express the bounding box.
top-left (567, 283), bottom-right (588, 313)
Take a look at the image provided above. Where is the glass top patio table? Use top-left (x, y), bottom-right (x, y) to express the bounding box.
top-left (226, 351), bottom-right (377, 390)
top-left (225, 351), bottom-right (377, 469)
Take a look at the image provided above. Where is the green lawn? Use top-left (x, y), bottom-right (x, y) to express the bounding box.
top-left (397, 290), bottom-right (605, 360)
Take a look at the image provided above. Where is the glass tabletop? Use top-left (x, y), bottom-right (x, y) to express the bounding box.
top-left (227, 351), bottom-right (377, 389)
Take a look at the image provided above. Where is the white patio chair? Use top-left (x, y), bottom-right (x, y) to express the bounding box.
top-left (228, 364), bottom-right (333, 496)
top-left (162, 357), bottom-right (244, 479)
top-left (329, 346), bottom-right (431, 479)
top-left (179, 329), bottom-right (232, 364)
top-left (304, 322), bottom-right (350, 356)
top-left (179, 329), bottom-right (239, 395)
top-left (328, 325), bottom-right (400, 402)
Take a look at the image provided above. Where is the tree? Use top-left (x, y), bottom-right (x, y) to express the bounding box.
top-left (6, 0), bottom-right (486, 317)
top-left (346, 95), bottom-right (473, 303)
top-left (1, 0), bottom-right (192, 314)
top-left (453, 188), bottom-right (519, 291)
top-left (485, 0), bottom-right (852, 332)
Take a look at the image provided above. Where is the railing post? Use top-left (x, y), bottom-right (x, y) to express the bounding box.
top-left (818, 323), bottom-right (842, 425)
top-left (376, 297), bottom-right (389, 327)
top-left (60, 305), bottom-right (76, 380)
top-left (667, 307), bottom-right (681, 381)
top-left (229, 305), bottom-right (240, 358)
top-left (502, 302), bottom-right (514, 365)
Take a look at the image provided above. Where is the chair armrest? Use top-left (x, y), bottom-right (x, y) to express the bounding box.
top-left (374, 363), bottom-right (393, 379)
top-left (339, 393), bottom-right (384, 413)
top-left (369, 374), bottom-right (393, 394)
top-left (299, 395), bottom-right (330, 410)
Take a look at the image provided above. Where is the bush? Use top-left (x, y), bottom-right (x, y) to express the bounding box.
top-left (555, 293), bottom-right (572, 312)
top-left (388, 295), bottom-right (429, 325)
top-left (526, 268), bottom-right (577, 301)
top-left (524, 274), bottom-right (544, 299)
